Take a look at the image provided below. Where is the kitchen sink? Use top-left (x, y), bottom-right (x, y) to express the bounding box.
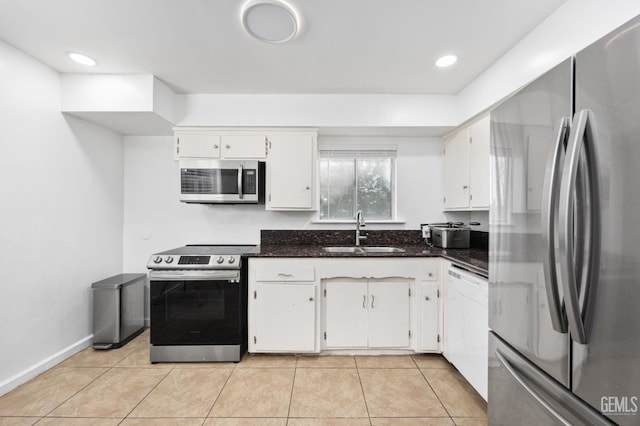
top-left (322, 246), bottom-right (364, 253)
top-left (322, 246), bottom-right (406, 254)
top-left (361, 246), bottom-right (405, 253)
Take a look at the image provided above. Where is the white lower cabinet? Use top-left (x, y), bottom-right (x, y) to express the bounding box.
top-left (323, 279), bottom-right (410, 349)
top-left (249, 258), bottom-right (318, 353)
top-left (249, 257), bottom-right (445, 355)
top-left (253, 283), bottom-right (316, 352)
top-left (324, 280), bottom-right (368, 348)
top-left (418, 282), bottom-right (441, 352)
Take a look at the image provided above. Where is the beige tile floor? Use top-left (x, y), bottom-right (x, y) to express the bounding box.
top-left (0, 330), bottom-right (487, 425)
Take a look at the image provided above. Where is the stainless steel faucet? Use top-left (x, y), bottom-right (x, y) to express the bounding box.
top-left (355, 210), bottom-right (367, 246)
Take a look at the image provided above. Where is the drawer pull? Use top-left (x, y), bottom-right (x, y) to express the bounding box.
top-left (278, 273), bottom-right (293, 277)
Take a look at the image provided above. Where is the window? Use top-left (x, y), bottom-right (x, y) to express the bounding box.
top-left (319, 149), bottom-right (395, 220)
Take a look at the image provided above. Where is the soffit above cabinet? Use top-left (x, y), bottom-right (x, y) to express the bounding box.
top-left (61, 74), bottom-right (178, 135)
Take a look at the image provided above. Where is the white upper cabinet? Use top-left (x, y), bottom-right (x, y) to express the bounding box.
top-left (175, 132), bottom-right (221, 158)
top-left (443, 114), bottom-right (490, 210)
top-left (443, 128), bottom-right (470, 209)
top-left (221, 133), bottom-right (267, 159)
top-left (468, 115), bottom-right (490, 209)
top-left (266, 131), bottom-right (317, 211)
top-left (174, 129), bottom-right (267, 160)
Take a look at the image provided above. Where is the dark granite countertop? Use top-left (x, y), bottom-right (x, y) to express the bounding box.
top-left (247, 230), bottom-right (489, 277)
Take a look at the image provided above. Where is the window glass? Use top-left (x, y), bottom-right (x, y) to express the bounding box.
top-left (319, 150), bottom-right (395, 220)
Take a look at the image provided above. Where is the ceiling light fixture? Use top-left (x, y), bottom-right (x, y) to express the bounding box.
top-left (66, 51), bottom-right (97, 66)
top-left (435, 54), bottom-right (458, 68)
top-left (241, 0), bottom-right (299, 44)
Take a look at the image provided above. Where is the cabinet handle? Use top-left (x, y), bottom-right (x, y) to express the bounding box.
top-left (425, 296), bottom-right (430, 301)
top-left (463, 185), bottom-right (469, 189)
top-left (277, 273), bottom-right (293, 277)
top-left (305, 186), bottom-right (310, 190)
top-left (309, 297), bottom-right (314, 301)
top-left (225, 144), bottom-right (231, 149)
top-left (371, 294), bottom-right (375, 309)
top-left (214, 144), bottom-right (219, 149)
top-left (362, 295), bottom-right (366, 308)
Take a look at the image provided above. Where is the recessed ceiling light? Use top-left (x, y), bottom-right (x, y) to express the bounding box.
top-left (241, 0), bottom-right (299, 44)
top-left (66, 52), bottom-right (97, 66)
top-left (435, 55), bottom-right (458, 68)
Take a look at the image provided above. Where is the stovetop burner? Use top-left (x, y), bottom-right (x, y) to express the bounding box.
top-left (147, 244), bottom-right (258, 270)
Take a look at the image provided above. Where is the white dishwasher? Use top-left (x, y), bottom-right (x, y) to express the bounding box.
top-left (444, 265), bottom-right (488, 400)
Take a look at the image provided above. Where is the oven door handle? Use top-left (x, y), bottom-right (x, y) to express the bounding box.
top-left (149, 270), bottom-right (241, 281)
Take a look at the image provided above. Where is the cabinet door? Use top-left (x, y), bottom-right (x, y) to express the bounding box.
top-left (324, 281), bottom-right (368, 348)
top-left (254, 283), bottom-right (316, 352)
top-left (469, 115), bottom-right (490, 209)
top-left (419, 283), bottom-right (440, 351)
top-left (266, 132), bottom-right (316, 210)
top-left (221, 133), bottom-right (267, 159)
top-left (443, 129), bottom-right (470, 209)
top-left (177, 133), bottom-right (221, 158)
top-left (368, 281), bottom-right (410, 348)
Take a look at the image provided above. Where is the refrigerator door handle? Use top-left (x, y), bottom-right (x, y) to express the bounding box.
top-left (558, 109), bottom-right (593, 344)
top-left (495, 349), bottom-right (572, 426)
top-left (541, 116), bottom-right (570, 333)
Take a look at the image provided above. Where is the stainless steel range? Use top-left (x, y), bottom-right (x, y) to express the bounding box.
top-left (146, 245), bottom-right (257, 363)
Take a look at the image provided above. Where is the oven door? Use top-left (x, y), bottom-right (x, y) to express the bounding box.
top-left (149, 270), bottom-right (244, 346)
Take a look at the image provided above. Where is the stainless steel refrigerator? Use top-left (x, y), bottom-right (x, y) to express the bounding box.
top-left (489, 15), bottom-right (640, 426)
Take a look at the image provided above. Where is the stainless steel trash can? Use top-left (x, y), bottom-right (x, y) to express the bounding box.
top-left (92, 273), bottom-right (146, 349)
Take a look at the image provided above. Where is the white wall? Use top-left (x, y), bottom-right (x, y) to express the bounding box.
top-left (0, 40), bottom-right (124, 395)
top-left (458, 0), bottom-right (640, 122)
top-left (176, 94), bottom-right (459, 129)
top-left (122, 135), bottom-right (448, 272)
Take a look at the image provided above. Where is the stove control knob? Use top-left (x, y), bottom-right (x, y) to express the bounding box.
top-left (153, 256), bottom-right (162, 264)
top-left (165, 256), bottom-right (174, 264)
top-left (216, 256), bottom-right (225, 264)
top-left (228, 256), bottom-right (236, 264)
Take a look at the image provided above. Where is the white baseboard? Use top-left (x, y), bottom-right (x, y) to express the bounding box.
top-left (0, 334), bottom-right (93, 396)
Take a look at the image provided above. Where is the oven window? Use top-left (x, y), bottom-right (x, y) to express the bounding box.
top-left (150, 280), bottom-right (242, 345)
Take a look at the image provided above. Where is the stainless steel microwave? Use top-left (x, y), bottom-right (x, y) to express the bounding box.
top-left (179, 159), bottom-right (265, 204)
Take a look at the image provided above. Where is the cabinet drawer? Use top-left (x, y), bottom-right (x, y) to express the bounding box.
top-left (422, 262), bottom-right (439, 281)
top-left (255, 263), bottom-right (315, 282)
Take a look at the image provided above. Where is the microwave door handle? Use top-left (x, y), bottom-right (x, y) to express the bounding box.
top-left (237, 164), bottom-right (244, 200)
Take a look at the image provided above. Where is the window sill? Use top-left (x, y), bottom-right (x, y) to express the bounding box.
top-left (310, 219), bottom-right (406, 225)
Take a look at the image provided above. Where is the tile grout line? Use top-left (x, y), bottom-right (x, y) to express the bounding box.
top-left (204, 360), bottom-right (238, 419)
top-left (354, 358), bottom-right (373, 426)
top-left (285, 356), bottom-right (300, 424)
top-left (40, 360), bottom-right (116, 419)
top-left (119, 362), bottom-right (175, 421)
top-left (417, 366), bottom-right (455, 422)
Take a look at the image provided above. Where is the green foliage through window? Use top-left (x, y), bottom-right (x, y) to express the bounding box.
top-left (319, 151), bottom-right (394, 220)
